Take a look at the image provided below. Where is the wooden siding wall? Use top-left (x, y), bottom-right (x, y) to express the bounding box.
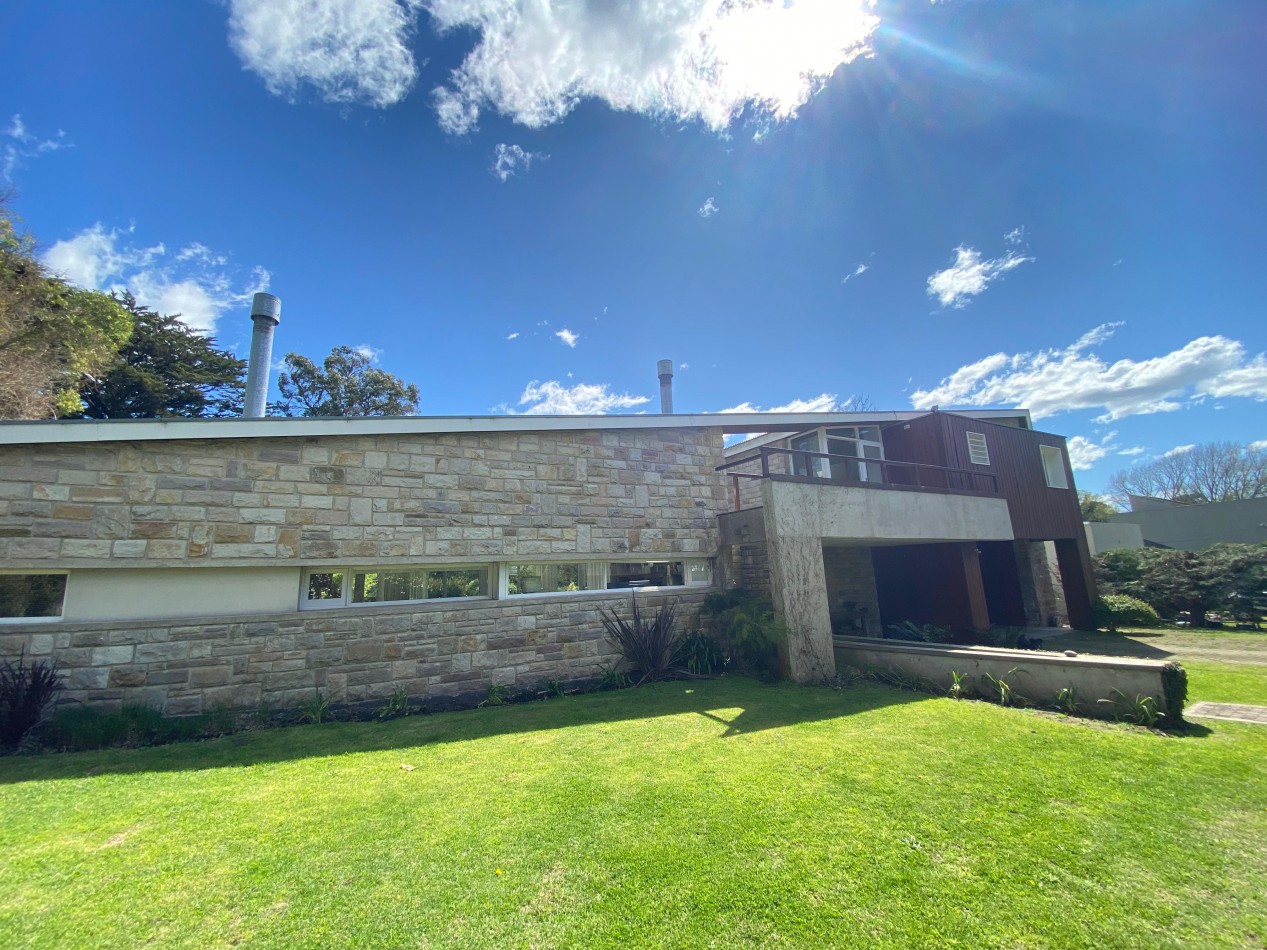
top-left (881, 413), bottom-right (1084, 541)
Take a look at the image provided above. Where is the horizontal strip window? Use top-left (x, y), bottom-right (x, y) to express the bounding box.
top-left (0, 573), bottom-right (68, 623)
top-left (507, 559), bottom-right (712, 596)
top-left (301, 566), bottom-right (491, 610)
top-left (302, 559), bottom-right (715, 609)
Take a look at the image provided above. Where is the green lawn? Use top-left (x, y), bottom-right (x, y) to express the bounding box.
top-left (2, 676), bottom-right (1266, 949)
top-left (1050, 627), bottom-right (1267, 706)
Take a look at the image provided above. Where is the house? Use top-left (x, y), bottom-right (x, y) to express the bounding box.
top-left (0, 404), bottom-right (1095, 713)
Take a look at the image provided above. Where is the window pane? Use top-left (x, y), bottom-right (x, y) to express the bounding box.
top-left (0, 574), bottom-right (67, 619)
top-left (508, 563), bottom-right (606, 595)
top-left (608, 561), bottom-right (684, 588)
top-left (858, 426), bottom-right (880, 442)
top-left (1040, 445), bottom-right (1068, 489)
top-left (826, 427), bottom-right (857, 439)
top-left (687, 559), bottom-right (711, 585)
top-left (427, 569), bottom-right (488, 599)
top-left (306, 572), bottom-right (344, 601)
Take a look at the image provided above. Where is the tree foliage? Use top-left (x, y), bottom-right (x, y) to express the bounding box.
top-left (1107, 442), bottom-right (1267, 507)
top-left (1078, 490), bottom-right (1116, 522)
top-left (72, 293), bottom-right (247, 418)
top-left (1, 202), bottom-right (132, 418)
top-left (276, 346), bottom-right (420, 417)
top-left (1094, 543), bottom-right (1267, 626)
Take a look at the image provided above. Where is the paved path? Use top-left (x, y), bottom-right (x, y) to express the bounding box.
top-left (1186, 702), bottom-right (1267, 725)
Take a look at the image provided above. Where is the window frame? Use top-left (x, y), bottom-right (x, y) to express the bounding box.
top-left (1040, 444), bottom-right (1069, 489)
top-left (300, 564), bottom-right (493, 611)
top-left (0, 571), bottom-right (69, 624)
top-left (966, 431), bottom-right (990, 466)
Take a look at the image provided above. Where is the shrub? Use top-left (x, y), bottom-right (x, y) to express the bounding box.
top-left (676, 631), bottom-right (724, 676)
top-left (1091, 595), bottom-right (1160, 633)
top-left (47, 704), bottom-right (212, 751)
top-left (1160, 662), bottom-right (1188, 725)
top-left (597, 665), bottom-right (631, 691)
top-left (301, 690), bottom-right (332, 724)
top-left (600, 595), bottom-right (682, 685)
top-left (376, 687), bottom-right (410, 721)
top-left (701, 589), bottom-right (785, 681)
top-left (0, 652), bottom-right (63, 750)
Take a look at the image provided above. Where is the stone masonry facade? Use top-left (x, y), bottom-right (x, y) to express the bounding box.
top-left (0, 426), bottom-right (727, 568)
top-left (0, 590), bottom-right (708, 715)
top-left (0, 425), bottom-right (726, 712)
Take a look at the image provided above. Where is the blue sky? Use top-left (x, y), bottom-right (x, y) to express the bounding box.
top-left (3, 0), bottom-right (1265, 493)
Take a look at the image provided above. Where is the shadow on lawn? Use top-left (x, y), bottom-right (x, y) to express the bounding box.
top-left (1053, 631), bottom-right (1177, 660)
top-left (0, 678), bottom-right (928, 784)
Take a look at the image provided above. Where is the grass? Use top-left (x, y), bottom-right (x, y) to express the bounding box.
top-left (2, 676), bottom-right (1266, 949)
top-left (1051, 627), bottom-right (1267, 707)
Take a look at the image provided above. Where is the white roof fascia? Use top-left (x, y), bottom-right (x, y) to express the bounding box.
top-left (0, 409), bottom-right (1030, 448)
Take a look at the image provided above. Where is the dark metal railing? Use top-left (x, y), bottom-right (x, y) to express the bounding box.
top-left (716, 446), bottom-right (1000, 511)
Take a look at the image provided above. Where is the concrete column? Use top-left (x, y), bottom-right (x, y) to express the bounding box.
top-left (766, 534), bottom-right (835, 682)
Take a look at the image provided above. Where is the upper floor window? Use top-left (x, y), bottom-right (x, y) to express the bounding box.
top-left (0, 573), bottom-right (67, 623)
top-left (966, 431), bottom-right (990, 466)
top-left (1040, 445), bottom-right (1068, 489)
top-left (789, 426), bottom-right (884, 482)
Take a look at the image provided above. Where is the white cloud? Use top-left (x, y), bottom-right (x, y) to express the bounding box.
top-left (512, 380), bottom-right (650, 415)
top-left (698, 197), bottom-right (719, 218)
top-left (1249, 440), bottom-right (1267, 451)
top-left (491, 143), bottom-right (546, 182)
top-left (911, 323), bottom-right (1267, 422)
top-left (555, 328), bottom-right (579, 348)
top-left (42, 225), bottom-right (269, 333)
top-left (720, 393), bottom-right (842, 414)
top-left (1066, 432), bottom-right (1115, 471)
top-left (227, 0), bottom-right (425, 108)
top-left (680, 362), bottom-right (690, 371)
top-left (1118, 446), bottom-right (1146, 457)
top-left (353, 344), bottom-right (383, 361)
top-left (926, 230), bottom-right (1034, 308)
top-left (506, 331), bottom-right (520, 340)
top-left (428, 0), bottom-right (880, 135)
top-left (1162, 443), bottom-right (1196, 458)
top-left (4, 113), bottom-right (70, 180)
top-left (841, 261), bottom-right (869, 285)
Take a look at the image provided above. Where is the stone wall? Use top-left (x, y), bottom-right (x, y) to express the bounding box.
top-left (822, 546), bottom-right (880, 637)
top-left (0, 589), bottom-right (709, 715)
top-left (0, 426), bottom-right (727, 569)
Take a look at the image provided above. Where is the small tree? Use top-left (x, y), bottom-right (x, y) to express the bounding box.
top-left (1, 202), bottom-right (133, 418)
top-left (1079, 491), bottom-right (1116, 522)
top-left (276, 345), bottom-right (420, 417)
top-left (73, 294), bottom-right (247, 418)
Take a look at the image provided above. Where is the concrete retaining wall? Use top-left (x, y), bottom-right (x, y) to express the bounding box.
top-left (834, 636), bottom-right (1178, 719)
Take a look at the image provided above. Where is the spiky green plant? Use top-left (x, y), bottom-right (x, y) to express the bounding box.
top-left (600, 595), bottom-right (682, 685)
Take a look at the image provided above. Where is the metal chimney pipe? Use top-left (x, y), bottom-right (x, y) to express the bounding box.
top-left (243, 292), bottom-right (281, 418)
top-left (657, 359), bottom-right (674, 414)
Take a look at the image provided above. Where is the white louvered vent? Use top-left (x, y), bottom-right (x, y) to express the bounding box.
top-left (966, 431), bottom-right (990, 466)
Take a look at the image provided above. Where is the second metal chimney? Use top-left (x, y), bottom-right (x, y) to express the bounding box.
top-left (243, 292), bottom-right (281, 418)
top-left (657, 359), bottom-right (674, 414)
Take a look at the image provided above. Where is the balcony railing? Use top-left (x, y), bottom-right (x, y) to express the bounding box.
top-left (716, 446), bottom-right (1000, 511)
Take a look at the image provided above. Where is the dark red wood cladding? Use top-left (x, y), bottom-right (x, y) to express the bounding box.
top-left (882, 412), bottom-right (1084, 541)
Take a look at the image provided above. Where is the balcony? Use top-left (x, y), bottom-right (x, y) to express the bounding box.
top-left (717, 446), bottom-right (999, 512)
top-left (717, 447), bottom-right (1013, 546)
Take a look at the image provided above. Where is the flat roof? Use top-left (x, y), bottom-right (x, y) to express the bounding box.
top-left (0, 408), bottom-right (1032, 447)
